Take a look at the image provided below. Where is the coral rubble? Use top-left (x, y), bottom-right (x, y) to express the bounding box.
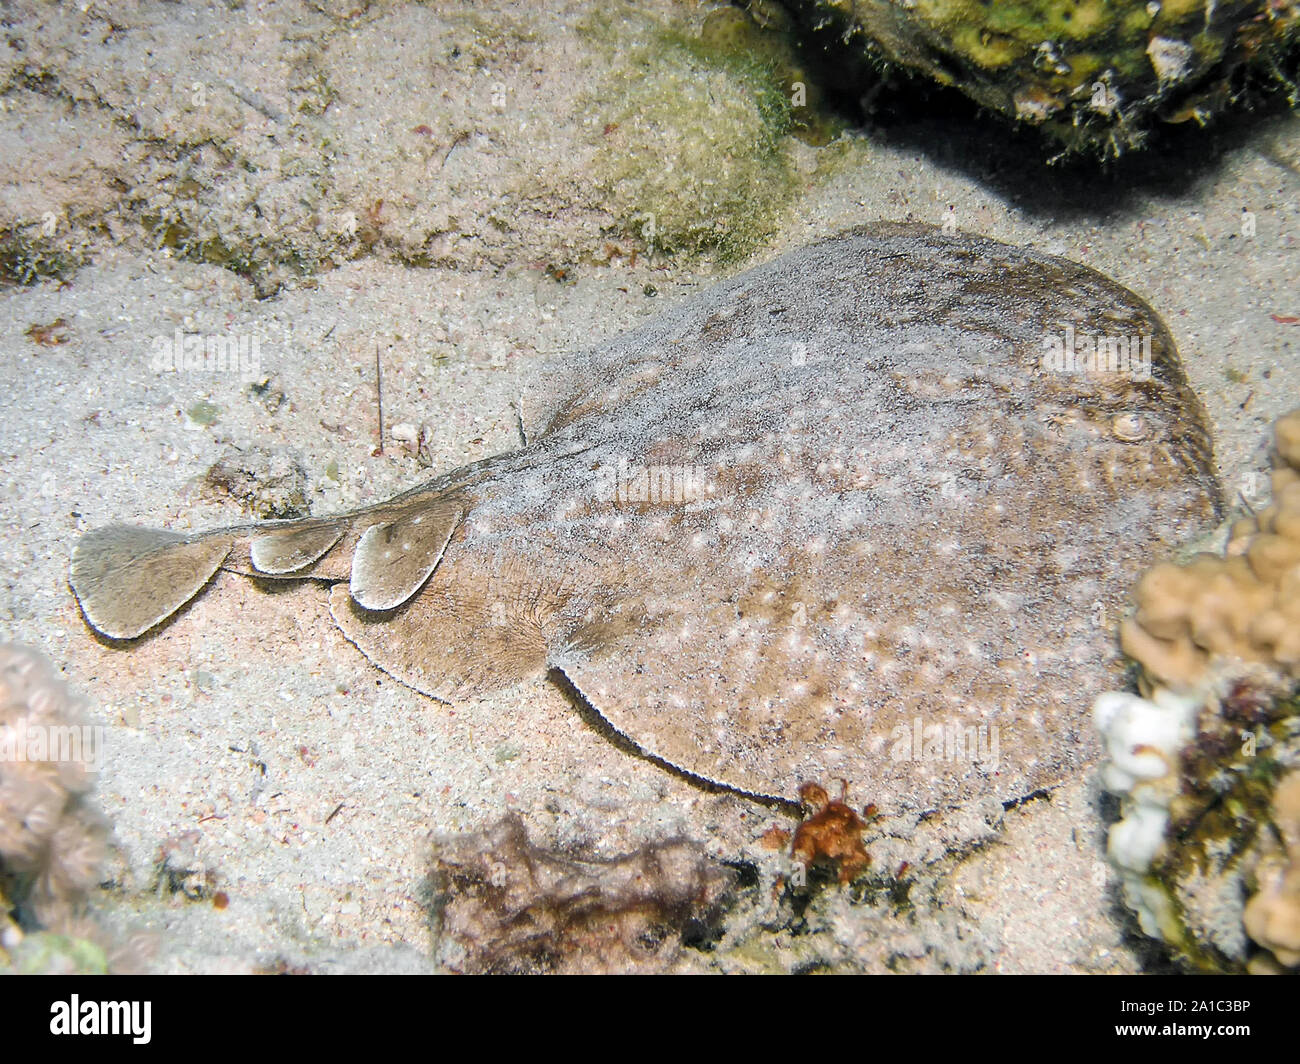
top-left (0, 643), bottom-right (146, 972)
top-left (0, 643), bottom-right (106, 930)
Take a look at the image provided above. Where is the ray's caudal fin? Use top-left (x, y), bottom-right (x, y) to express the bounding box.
top-left (69, 525), bottom-right (237, 640)
top-left (68, 497), bottom-right (464, 641)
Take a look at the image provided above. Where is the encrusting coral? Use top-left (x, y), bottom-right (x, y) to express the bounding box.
top-left (1094, 408), bottom-right (1300, 972)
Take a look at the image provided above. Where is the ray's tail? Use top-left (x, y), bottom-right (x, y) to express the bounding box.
top-left (69, 498), bottom-right (464, 640)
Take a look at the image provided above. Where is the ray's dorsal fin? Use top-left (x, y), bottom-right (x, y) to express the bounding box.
top-left (349, 499), bottom-right (465, 611)
top-left (249, 520), bottom-right (346, 575)
top-left (69, 525), bottom-right (235, 639)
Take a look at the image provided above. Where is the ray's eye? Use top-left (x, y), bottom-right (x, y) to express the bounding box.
top-left (1111, 412), bottom-right (1149, 443)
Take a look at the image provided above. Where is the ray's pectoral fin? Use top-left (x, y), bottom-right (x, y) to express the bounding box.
top-left (545, 597), bottom-right (815, 803)
top-left (328, 538), bottom-right (619, 704)
top-left (69, 525), bottom-right (235, 640)
top-left (329, 555), bottom-right (549, 703)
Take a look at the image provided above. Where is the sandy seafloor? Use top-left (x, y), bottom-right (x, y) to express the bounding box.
top-left (0, 0), bottom-right (1297, 973)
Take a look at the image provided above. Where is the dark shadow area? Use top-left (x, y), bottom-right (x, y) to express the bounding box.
top-left (546, 665), bottom-right (801, 814)
top-left (860, 94), bottom-right (1300, 222)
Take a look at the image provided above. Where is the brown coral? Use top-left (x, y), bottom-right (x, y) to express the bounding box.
top-left (430, 814), bottom-right (737, 974)
top-left (1121, 409), bottom-right (1300, 690)
top-left (1244, 771), bottom-right (1300, 970)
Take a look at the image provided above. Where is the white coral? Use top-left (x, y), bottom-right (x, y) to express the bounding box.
top-left (1094, 686), bottom-right (1205, 937)
top-left (1095, 688), bottom-right (1201, 799)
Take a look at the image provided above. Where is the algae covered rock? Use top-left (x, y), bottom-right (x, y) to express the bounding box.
top-left (430, 814), bottom-right (736, 974)
top-left (571, 4), bottom-right (808, 262)
top-left (770, 0), bottom-right (1300, 153)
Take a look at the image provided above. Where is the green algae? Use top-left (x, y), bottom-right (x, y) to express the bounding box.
top-left (3, 931), bottom-right (110, 975)
top-left (578, 5), bottom-right (816, 263)
top-left (186, 400), bottom-right (221, 427)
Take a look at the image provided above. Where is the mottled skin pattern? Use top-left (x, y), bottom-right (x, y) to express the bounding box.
top-left (71, 225), bottom-right (1221, 808)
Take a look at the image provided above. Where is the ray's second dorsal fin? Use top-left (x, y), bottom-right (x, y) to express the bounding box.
top-left (349, 500), bottom-right (464, 611)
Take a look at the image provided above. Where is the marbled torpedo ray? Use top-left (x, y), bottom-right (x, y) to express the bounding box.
top-left (70, 224), bottom-right (1220, 808)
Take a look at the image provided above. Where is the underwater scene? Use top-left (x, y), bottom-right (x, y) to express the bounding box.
top-left (0, 0), bottom-right (1298, 995)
